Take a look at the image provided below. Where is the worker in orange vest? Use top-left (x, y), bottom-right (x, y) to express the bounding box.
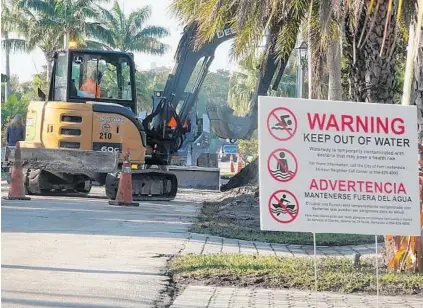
top-left (168, 116), bottom-right (190, 131)
top-left (80, 71), bottom-right (102, 98)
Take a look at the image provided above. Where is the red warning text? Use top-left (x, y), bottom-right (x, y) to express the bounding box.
top-left (307, 113), bottom-right (405, 135)
top-left (309, 179), bottom-right (406, 194)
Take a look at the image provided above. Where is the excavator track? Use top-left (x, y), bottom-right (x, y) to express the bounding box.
top-left (105, 170), bottom-right (178, 202)
top-left (23, 169), bottom-right (93, 196)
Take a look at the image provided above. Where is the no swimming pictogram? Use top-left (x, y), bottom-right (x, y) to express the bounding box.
top-left (268, 190), bottom-right (299, 224)
top-left (266, 107), bottom-right (297, 141)
top-left (267, 148), bottom-right (297, 182)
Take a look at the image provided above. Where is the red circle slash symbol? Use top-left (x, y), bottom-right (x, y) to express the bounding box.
top-left (267, 148), bottom-right (298, 182)
top-left (268, 190), bottom-right (299, 224)
top-left (267, 107), bottom-right (297, 141)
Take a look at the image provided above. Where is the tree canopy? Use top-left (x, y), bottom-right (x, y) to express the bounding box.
top-left (93, 1), bottom-right (170, 54)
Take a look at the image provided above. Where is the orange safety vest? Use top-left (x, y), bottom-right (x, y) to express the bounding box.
top-left (80, 79), bottom-right (100, 98)
top-left (167, 116), bottom-right (189, 129)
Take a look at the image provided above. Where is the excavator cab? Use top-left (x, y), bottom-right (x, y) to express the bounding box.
top-left (46, 49), bottom-right (136, 111)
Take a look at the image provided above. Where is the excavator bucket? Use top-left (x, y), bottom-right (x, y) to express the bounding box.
top-left (3, 146), bottom-right (119, 174)
top-left (206, 100), bottom-right (257, 141)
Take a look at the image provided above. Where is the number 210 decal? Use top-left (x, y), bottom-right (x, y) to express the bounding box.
top-left (100, 123), bottom-right (112, 139)
top-left (99, 132), bottom-right (112, 139)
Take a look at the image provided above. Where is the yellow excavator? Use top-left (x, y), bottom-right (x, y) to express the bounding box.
top-left (2, 21), bottom-right (239, 201)
top-left (4, 48), bottom-right (179, 201)
top-left (3, 21), bottom-right (281, 201)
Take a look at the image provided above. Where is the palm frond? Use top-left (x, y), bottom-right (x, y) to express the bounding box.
top-left (83, 39), bottom-right (113, 50)
top-left (130, 37), bottom-right (170, 55)
top-left (128, 5), bottom-right (151, 30)
top-left (1, 38), bottom-right (33, 52)
top-left (95, 3), bottom-right (117, 26)
top-left (75, 0), bottom-right (109, 8)
top-left (81, 6), bottom-right (98, 19)
top-left (17, 0), bottom-right (55, 16)
top-left (86, 22), bottom-right (115, 47)
top-left (169, 0), bottom-right (205, 25)
top-left (380, 0), bottom-right (395, 56)
top-left (111, 0), bottom-right (124, 34)
top-left (211, 0), bottom-right (225, 20)
top-left (135, 25), bottom-right (170, 40)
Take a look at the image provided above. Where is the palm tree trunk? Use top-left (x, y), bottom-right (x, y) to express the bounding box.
top-left (410, 11), bottom-right (423, 273)
top-left (307, 1), bottom-right (318, 99)
top-left (410, 26), bottom-right (423, 142)
top-left (307, 0), bottom-right (325, 100)
top-left (64, 29), bottom-right (69, 49)
top-left (344, 0), bottom-right (398, 104)
top-left (3, 31), bottom-right (11, 100)
top-left (310, 52), bottom-right (324, 99)
top-left (327, 35), bottom-right (342, 100)
top-left (44, 51), bottom-right (54, 84)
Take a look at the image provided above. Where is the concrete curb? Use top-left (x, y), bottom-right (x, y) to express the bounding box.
top-left (170, 285), bottom-right (422, 308)
top-left (180, 232), bottom-right (383, 258)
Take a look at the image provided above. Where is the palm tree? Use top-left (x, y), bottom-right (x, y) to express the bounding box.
top-left (402, 1), bottom-right (423, 136)
top-left (228, 55), bottom-right (260, 116)
top-left (343, 0), bottom-right (411, 104)
top-left (412, 6), bottom-right (423, 146)
top-left (93, 1), bottom-right (170, 54)
top-left (306, 0), bottom-right (343, 101)
top-left (170, 0), bottom-right (309, 67)
top-left (18, 0), bottom-right (112, 47)
top-left (15, 8), bottom-right (64, 81)
top-left (1, 0), bottom-right (28, 100)
top-left (13, 0), bottom-right (112, 78)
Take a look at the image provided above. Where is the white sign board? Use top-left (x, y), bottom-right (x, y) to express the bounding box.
top-left (258, 97), bottom-right (420, 236)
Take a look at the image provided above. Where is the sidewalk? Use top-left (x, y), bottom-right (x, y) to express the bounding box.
top-left (170, 285), bottom-right (422, 308)
top-left (181, 233), bottom-right (383, 258)
top-left (169, 234), bottom-right (419, 308)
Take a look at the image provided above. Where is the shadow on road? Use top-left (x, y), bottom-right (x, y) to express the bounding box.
top-left (1, 195), bottom-right (200, 240)
top-left (1, 298), bottom-right (120, 308)
top-left (2, 264), bottom-right (165, 277)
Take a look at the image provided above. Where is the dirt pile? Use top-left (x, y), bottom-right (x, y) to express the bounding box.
top-left (195, 184), bottom-right (382, 246)
top-left (213, 185), bottom-right (260, 227)
top-left (221, 158), bottom-right (259, 191)
top-left (193, 185), bottom-right (261, 235)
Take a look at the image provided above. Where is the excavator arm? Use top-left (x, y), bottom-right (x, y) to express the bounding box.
top-left (142, 21), bottom-right (236, 165)
top-left (143, 19), bottom-right (287, 166)
top-left (206, 28), bottom-right (287, 142)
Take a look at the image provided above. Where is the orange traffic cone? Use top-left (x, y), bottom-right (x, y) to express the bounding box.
top-left (230, 157), bottom-right (235, 173)
top-left (236, 160), bottom-right (242, 173)
top-left (108, 150), bottom-right (139, 207)
top-left (3, 142), bottom-right (31, 200)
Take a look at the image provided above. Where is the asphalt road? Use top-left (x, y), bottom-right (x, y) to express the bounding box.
top-left (1, 185), bottom-right (205, 308)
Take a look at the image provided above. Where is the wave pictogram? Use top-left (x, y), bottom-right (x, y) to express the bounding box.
top-left (271, 169), bottom-right (295, 180)
top-left (271, 203), bottom-right (297, 216)
top-left (271, 125), bottom-right (292, 131)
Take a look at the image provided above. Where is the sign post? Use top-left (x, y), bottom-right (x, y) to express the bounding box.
top-left (258, 96), bottom-right (420, 306)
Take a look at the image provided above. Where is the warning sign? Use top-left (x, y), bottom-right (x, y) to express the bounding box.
top-left (258, 96), bottom-right (420, 236)
top-left (268, 190), bottom-right (299, 223)
top-left (267, 107), bottom-right (297, 141)
top-left (267, 148), bottom-right (297, 182)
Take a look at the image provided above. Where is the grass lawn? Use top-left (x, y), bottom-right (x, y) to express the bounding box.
top-left (169, 254), bottom-right (423, 296)
top-left (193, 196), bottom-right (383, 246)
